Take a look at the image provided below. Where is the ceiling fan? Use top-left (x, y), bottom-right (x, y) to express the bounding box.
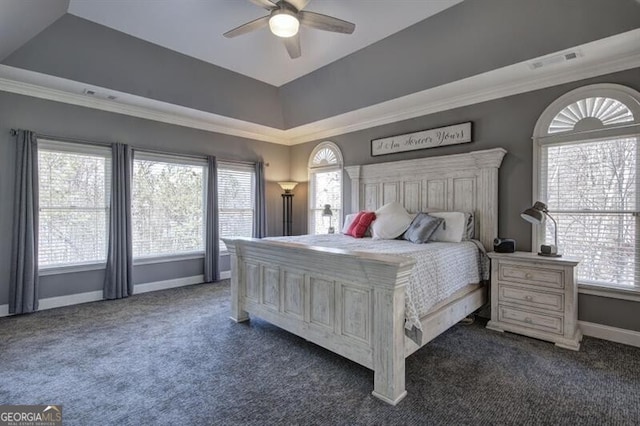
top-left (223, 0), bottom-right (356, 59)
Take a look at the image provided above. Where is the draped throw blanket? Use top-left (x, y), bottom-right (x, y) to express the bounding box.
top-left (10, 130), bottom-right (39, 314)
top-left (204, 156), bottom-right (220, 283)
top-left (253, 161), bottom-right (267, 238)
top-left (103, 143), bottom-right (133, 299)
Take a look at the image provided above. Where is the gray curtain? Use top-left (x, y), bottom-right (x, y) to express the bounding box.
top-left (253, 161), bottom-right (267, 238)
top-left (204, 156), bottom-right (220, 283)
top-left (9, 130), bottom-right (39, 314)
top-left (103, 143), bottom-right (133, 299)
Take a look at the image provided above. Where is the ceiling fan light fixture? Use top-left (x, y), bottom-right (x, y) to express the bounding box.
top-left (269, 9), bottom-right (299, 38)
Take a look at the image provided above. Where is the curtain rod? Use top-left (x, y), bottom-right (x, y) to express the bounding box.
top-left (10, 128), bottom-right (110, 147)
top-left (9, 129), bottom-right (267, 166)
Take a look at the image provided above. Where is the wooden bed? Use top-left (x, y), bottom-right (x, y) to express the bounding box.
top-left (223, 148), bottom-right (506, 405)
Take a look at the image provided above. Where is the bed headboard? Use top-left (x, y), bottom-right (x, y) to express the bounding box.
top-left (344, 148), bottom-right (506, 251)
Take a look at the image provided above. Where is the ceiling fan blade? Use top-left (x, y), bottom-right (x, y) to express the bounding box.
top-left (299, 11), bottom-right (355, 34)
top-left (286, 0), bottom-right (310, 11)
top-left (249, 0), bottom-right (277, 10)
top-left (283, 33), bottom-right (301, 59)
top-left (223, 15), bottom-right (270, 38)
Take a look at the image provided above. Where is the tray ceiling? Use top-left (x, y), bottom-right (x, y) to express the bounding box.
top-left (67, 0), bottom-right (462, 86)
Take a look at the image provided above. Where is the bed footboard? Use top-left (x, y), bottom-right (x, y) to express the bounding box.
top-left (224, 237), bottom-right (415, 405)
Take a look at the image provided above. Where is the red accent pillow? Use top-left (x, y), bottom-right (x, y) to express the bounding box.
top-left (346, 211), bottom-right (365, 236)
top-left (347, 212), bottom-right (376, 238)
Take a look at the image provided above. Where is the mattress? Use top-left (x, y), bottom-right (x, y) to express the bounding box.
top-left (267, 234), bottom-right (489, 332)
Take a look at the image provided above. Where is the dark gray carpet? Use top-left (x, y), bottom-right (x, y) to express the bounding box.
top-left (0, 281), bottom-right (638, 425)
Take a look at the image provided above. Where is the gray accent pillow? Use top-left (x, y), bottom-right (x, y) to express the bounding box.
top-left (402, 213), bottom-right (444, 244)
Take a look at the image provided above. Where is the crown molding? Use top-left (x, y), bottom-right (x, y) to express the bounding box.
top-left (285, 30), bottom-right (640, 145)
top-left (0, 67), bottom-right (289, 145)
top-left (0, 29), bottom-right (638, 147)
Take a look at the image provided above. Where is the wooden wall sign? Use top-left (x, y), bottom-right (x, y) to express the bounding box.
top-left (371, 122), bottom-right (472, 156)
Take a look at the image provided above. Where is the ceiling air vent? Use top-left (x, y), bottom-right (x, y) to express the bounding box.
top-left (529, 50), bottom-right (582, 70)
top-left (82, 88), bottom-right (117, 101)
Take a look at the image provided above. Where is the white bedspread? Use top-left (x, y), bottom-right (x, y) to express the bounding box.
top-left (266, 235), bottom-right (488, 331)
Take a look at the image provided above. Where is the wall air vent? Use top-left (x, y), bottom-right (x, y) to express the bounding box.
top-left (82, 88), bottom-right (117, 101)
top-left (529, 50), bottom-right (582, 70)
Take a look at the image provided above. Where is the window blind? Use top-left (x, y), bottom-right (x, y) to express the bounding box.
top-left (132, 154), bottom-right (206, 258)
top-left (218, 163), bottom-right (254, 250)
top-left (38, 143), bottom-right (111, 267)
top-left (540, 137), bottom-right (639, 287)
top-left (310, 169), bottom-right (342, 235)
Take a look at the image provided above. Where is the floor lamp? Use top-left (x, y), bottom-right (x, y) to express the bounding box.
top-left (278, 181), bottom-right (298, 236)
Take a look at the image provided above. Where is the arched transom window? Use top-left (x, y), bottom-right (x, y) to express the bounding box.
top-left (308, 142), bottom-right (343, 234)
top-left (548, 97), bottom-right (635, 134)
top-left (533, 83), bottom-right (640, 290)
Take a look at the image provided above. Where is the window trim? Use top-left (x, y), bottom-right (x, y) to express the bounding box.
top-left (308, 141), bottom-right (344, 235)
top-left (39, 262), bottom-right (107, 276)
top-left (532, 83), bottom-right (640, 290)
top-left (578, 282), bottom-right (640, 302)
top-left (133, 252), bottom-right (205, 266)
top-left (38, 140), bottom-right (112, 270)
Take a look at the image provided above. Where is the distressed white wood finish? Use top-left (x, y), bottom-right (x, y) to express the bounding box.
top-left (345, 148), bottom-right (506, 250)
top-left (225, 148), bottom-right (506, 404)
top-left (486, 252), bottom-right (582, 350)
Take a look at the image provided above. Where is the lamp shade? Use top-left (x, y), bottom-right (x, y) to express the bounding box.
top-left (322, 204), bottom-right (332, 217)
top-left (278, 181), bottom-right (298, 193)
top-left (521, 201), bottom-right (548, 225)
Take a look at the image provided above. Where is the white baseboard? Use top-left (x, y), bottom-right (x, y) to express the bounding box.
top-left (38, 290), bottom-right (103, 311)
top-left (220, 270), bottom-right (231, 280)
top-left (579, 321), bottom-right (640, 348)
top-left (0, 274), bottom-right (212, 317)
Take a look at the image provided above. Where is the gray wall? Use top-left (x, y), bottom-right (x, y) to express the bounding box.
top-left (8, 2), bottom-right (639, 131)
top-left (3, 14), bottom-right (284, 129)
top-left (0, 91), bottom-right (290, 306)
top-left (290, 67), bottom-right (640, 332)
top-left (279, 0), bottom-right (640, 128)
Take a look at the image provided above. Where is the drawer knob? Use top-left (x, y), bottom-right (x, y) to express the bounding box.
top-left (525, 296), bottom-right (533, 301)
top-left (524, 317), bottom-right (533, 324)
top-left (525, 273), bottom-right (532, 279)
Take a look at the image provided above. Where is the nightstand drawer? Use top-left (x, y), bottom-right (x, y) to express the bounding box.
top-left (498, 285), bottom-right (564, 312)
top-left (499, 263), bottom-right (564, 289)
top-left (498, 305), bottom-right (563, 335)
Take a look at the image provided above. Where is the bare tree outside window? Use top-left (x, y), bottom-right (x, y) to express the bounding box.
top-left (38, 145), bottom-right (111, 267)
top-left (535, 85), bottom-right (640, 290)
top-left (309, 142), bottom-right (343, 235)
top-left (311, 170), bottom-right (341, 234)
top-left (132, 158), bottom-right (205, 258)
top-left (544, 138), bottom-right (638, 287)
top-left (218, 165), bottom-right (254, 250)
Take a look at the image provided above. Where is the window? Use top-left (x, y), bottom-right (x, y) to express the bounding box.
top-left (218, 163), bottom-right (255, 249)
top-left (38, 141), bottom-right (111, 268)
top-left (132, 153), bottom-right (206, 258)
top-left (534, 84), bottom-right (640, 290)
top-left (309, 142), bottom-right (343, 234)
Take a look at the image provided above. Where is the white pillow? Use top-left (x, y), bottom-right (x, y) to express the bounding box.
top-left (371, 202), bottom-right (413, 240)
top-left (428, 211), bottom-right (467, 243)
top-left (425, 210), bottom-right (474, 240)
top-left (341, 213), bottom-right (358, 234)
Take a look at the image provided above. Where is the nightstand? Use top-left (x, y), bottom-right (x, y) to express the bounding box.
top-left (486, 251), bottom-right (582, 350)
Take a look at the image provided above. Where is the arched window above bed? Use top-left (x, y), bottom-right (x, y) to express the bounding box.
top-left (308, 141), bottom-right (343, 234)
